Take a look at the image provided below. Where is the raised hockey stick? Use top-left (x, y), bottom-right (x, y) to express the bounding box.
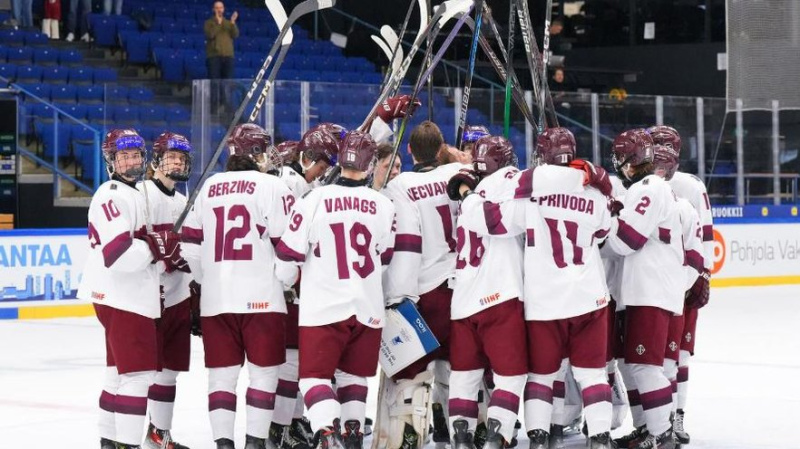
top-left (503, 1), bottom-right (516, 137)
top-left (541, 0), bottom-right (554, 127)
top-left (376, 0), bottom-right (415, 90)
top-left (514, 0), bottom-right (558, 129)
top-left (454, 0), bottom-right (487, 150)
top-left (174, 0), bottom-right (334, 231)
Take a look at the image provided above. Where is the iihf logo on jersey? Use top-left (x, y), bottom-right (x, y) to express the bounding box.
top-left (636, 344), bottom-right (646, 355)
top-left (368, 317), bottom-right (381, 326)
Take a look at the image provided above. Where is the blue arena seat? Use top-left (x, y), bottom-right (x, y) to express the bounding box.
top-left (90, 15), bottom-right (118, 47)
top-left (110, 105), bottom-right (139, 124)
top-left (50, 85), bottom-right (78, 103)
top-left (0, 29), bottom-right (25, 45)
top-left (15, 66), bottom-right (43, 83)
top-left (124, 33), bottom-right (151, 64)
top-left (23, 31), bottom-right (49, 46)
top-left (42, 66), bottom-right (70, 83)
top-left (17, 83), bottom-right (50, 101)
top-left (6, 47), bottom-right (33, 64)
top-left (158, 53), bottom-right (185, 82)
top-left (140, 105), bottom-right (167, 123)
top-left (61, 104), bottom-right (88, 121)
top-left (86, 105), bottom-right (106, 122)
top-left (38, 121), bottom-right (73, 159)
top-left (1, 63), bottom-right (18, 81)
top-left (165, 105), bottom-right (190, 123)
top-left (68, 67), bottom-right (95, 85)
top-left (105, 85), bottom-right (129, 104)
top-left (58, 49), bottom-right (84, 66)
top-left (93, 68), bottom-right (119, 84)
top-left (78, 85), bottom-right (105, 104)
top-left (128, 87), bottom-right (155, 104)
top-left (33, 48), bottom-right (59, 66)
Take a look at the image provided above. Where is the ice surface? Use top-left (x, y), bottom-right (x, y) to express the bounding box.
top-left (1, 285), bottom-right (798, 448)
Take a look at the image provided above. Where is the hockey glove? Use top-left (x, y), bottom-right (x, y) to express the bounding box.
top-left (375, 95), bottom-right (422, 123)
top-left (609, 199), bottom-right (624, 216)
top-left (189, 281), bottom-right (202, 337)
top-left (568, 159), bottom-right (613, 197)
top-left (447, 169), bottom-right (481, 201)
top-left (139, 231), bottom-right (177, 263)
top-left (685, 270), bottom-right (710, 309)
top-left (164, 241), bottom-right (190, 274)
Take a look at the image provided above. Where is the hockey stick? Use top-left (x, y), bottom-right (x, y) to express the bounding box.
top-left (424, 0), bottom-right (433, 121)
top-left (381, 7), bottom-right (474, 190)
top-left (359, 0), bottom-right (472, 132)
top-left (377, 0), bottom-right (415, 90)
top-left (541, 0), bottom-right (554, 128)
top-left (454, 0), bottom-right (487, 150)
top-left (174, 0), bottom-right (334, 231)
top-left (514, 0), bottom-right (558, 129)
top-left (503, 1), bottom-right (515, 138)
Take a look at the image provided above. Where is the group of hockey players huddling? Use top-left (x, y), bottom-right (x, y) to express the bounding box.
top-left (79, 92), bottom-right (713, 449)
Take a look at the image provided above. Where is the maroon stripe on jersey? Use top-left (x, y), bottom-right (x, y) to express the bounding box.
top-left (394, 234), bottom-right (423, 253)
top-left (627, 389), bottom-right (641, 406)
top-left (257, 224), bottom-right (267, 237)
top-left (658, 227), bottom-right (671, 244)
top-left (702, 225), bottom-right (713, 242)
top-left (488, 389), bottom-right (520, 413)
top-left (246, 388), bottom-right (276, 410)
top-left (685, 249), bottom-right (704, 273)
top-left (147, 384), bottom-right (176, 403)
top-left (483, 202), bottom-right (508, 235)
top-left (526, 228), bottom-right (535, 247)
top-left (275, 239), bottom-right (306, 262)
top-left (99, 390), bottom-right (115, 413)
top-left (581, 384), bottom-right (612, 407)
top-left (115, 394), bottom-right (148, 415)
top-left (616, 219), bottom-right (647, 251)
top-left (594, 228), bottom-right (609, 240)
top-left (448, 398), bottom-right (479, 418)
top-left (102, 231), bottom-right (133, 268)
top-left (338, 384), bottom-right (368, 404)
top-left (677, 366), bottom-right (689, 383)
top-left (640, 386), bottom-right (672, 410)
top-left (670, 380), bottom-right (678, 393)
top-left (181, 226), bottom-right (204, 244)
top-left (276, 379), bottom-right (299, 398)
top-left (381, 248), bottom-right (394, 265)
top-left (208, 391), bottom-right (237, 412)
top-left (152, 224), bottom-right (172, 233)
top-left (270, 237), bottom-right (280, 248)
top-left (303, 385), bottom-right (337, 409)
top-left (524, 382), bottom-right (553, 403)
top-left (513, 169), bottom-right (533, 199)
top-left (553, 380), bottom-right (566, 399)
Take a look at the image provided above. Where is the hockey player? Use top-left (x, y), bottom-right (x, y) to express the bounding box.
top-left (459, 125), bottom-right (490, 154)
top-left (606, 129), bottom-right (684, 449)
top-left (380, 120), bottom-right (467, 448)
top-left (274, 130), bottom-right (396, 449)
top-left (139, 132), bottom-right (195, 449)
top-left (371, 143), bottom-right (402, 190)
top-left (446, 136), bottom-right (528, 449)
top-left (277, 140), bottom-right (300, 165)
top-left (79, 129), bottom-right (182, 449)
top-left (181, 123), bottom-right (294, 449)
top-left (270, 130), bottom-right (341, 449)
top-left (647, 126), bottom-right (712, 447)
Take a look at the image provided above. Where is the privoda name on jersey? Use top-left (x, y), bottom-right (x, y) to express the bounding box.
top-left (324, 196), bottom-right (378, 215)
top-left (532, 193), bottom-right (596, 214)
top-left (208, 180), bottom-right (257, 197)
top-left (406, 181), bottom-right (448, 202)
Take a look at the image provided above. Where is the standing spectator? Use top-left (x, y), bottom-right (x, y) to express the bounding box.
top-left (66, 0), bottom-right (92, 42)
top-left (205, 1), bottom-right (239, 113)
top-left (104, 0), bottom-right (123, 16)
top-left (12, 0), bottom-right (33, 29)
top-left (42, 0), bottom-right (61, 38)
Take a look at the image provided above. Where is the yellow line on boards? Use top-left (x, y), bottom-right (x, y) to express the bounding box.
top-left (711, 275), bottom-right (800, 288)
top-left (18, 304), bottom-right (96, 320)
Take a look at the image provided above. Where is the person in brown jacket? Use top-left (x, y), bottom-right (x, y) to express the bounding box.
top-left (205, 1), bottom-right (239, 113)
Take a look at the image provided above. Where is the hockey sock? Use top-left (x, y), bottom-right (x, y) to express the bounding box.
top-left (148, 368), bottom-right (179, 430)
top-left (335, 370), bottom-right (369, 431)
top-left (662, 359), bottom-right (679, 414)
top-left (523, 371), bottom-right (558, 432)
top-left (677, 350), bottom-right (690, 410)
top-left (273, 350), bottom-right (300, 426)
top-left (572, 367), bottom-right (612, 437)
top-left (488, 373), bottom-right (525, 442)
top-left (550, 359), bottom-right (568, 427)
top-left (115, 370), bottom-right (156, 445)
top-left (246, 362), bottom-right (279, 439)
top-left (617, 359), bottom-right (646, 428)
top-left (433, 360), bottom-right (451, 422)
top-left (208, 365), bottom-right (240, 442)
top-left (628, 363), bottom-right (672, 436)
top-left (448, 369), bottom-right (483, 432)
top-left (300, 378), bottom-right (339, 432)
top-left (99, 367), bottom-right (120, 440)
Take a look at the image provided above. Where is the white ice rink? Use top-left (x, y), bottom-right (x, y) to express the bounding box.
top-left (1, 285), bottom-right (798, 448)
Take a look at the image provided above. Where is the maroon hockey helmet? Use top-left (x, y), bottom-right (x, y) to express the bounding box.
top-left (339, 130), bottom-right (378, 172)
top-left (276, 140), bottom-right (300, 164)
top-left (102, 128), bottom-right (147, 178)
top-left (152, 132), bottom-right (193, 181)
top-left (227, 123), bottom-right (281, 172)
top-left (535, 127), bottom-right (576, 166)
top-left (298, 128), bottom-right (339, 166)
top-left (472, 135), bottom-right (516, 176)
top-left (653, 144), bottom-right (680, 181)
top-left (310, 122), bottom-right (348, 143)
top-left (611, 128), bottom-right (655, 172)
top-left (647, 125), bottom-right (682, 155)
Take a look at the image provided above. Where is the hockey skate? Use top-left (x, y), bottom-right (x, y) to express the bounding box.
top-left (116, 444), bottom-right (142, 449)
top-left (342, 420), bottom-right (364, 449)
top-left (399, 422), bottom-right (420, 449)
top-left (270, 423), bottom-right (287, 448)
top-left (312, 420), bottom-right (345, 449)
top-left (547, 425), bottom-right (564, 449)
top-left (631, 429), bottom-right (675, 449)
top-left (244, 434), bottom-right (274, 449)
top-left (294, 417), bottom-right (315, 443)
top-left (526, 429), bottom-right (549, 449)
top-left (673, 410), bottom-right (690, 445)
top-left (281, 421), bottom-right (313, 449)
top-left (482, 418), bottom-right (506, 449)
top-left (144, 423), bottom-right (190, 449)
top-left (474, 422), bottom-right (487, 449)
top-left (432, 402), bottom-right (450, 444)
top-left (364, 418), bottom-right (373, 437)
top-left (452, 419), bottom-right (476, 449)
top-left (101, 438), bottom-right (116, 449)
top-left (506, 421), bottom-right (521, 449)
top-left (216, 438), bottom-right (236, 449)
top-left (613, 425), bottom-right (646, 449)
top-left (588, 432), bottom-right (615, 449)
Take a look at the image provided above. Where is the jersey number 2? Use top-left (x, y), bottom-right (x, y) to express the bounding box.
top-left (213, 205), bottom-right (253, 262)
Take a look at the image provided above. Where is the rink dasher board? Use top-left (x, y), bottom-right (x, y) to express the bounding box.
top-left (2, 218), bottom-right (800, 319)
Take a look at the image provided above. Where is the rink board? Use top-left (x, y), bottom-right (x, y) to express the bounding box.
top-left (2, 213), bottom-right (800, 319)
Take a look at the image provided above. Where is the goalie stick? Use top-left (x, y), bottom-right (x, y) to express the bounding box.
top-left (454, 0), bottom-right (487, 150)
top-left (173, 0), bottom-right (335, 231)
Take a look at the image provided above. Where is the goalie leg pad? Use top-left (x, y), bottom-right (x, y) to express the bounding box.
top-left (373, 370), bottom-right (434, 449)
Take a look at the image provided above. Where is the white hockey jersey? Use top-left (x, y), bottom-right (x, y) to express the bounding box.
top-left (279, 165), bottom-right (311, 199)
top-left (606, 175), bottom-right (685, 314)
top-left (275, 183), bottom-right (396, 328)
top-left (459, 165), bottom-right (604, 321)
top-left (601, 176), bottom-right (627, 309)
top-left (181, 170), bottom-right (294, 317)
top-left (382, 163), bottom-right (467, 299)
top-left (669, 171), bottom-right (714, 271)
top-left (451, 166), bottom-right (525, 320)
top-left (137, 179), bottom-right (192, 308)
top-left (77, 179), bottom-right (161, 318)
top-left (677, 197), bottom-right (704, 291)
